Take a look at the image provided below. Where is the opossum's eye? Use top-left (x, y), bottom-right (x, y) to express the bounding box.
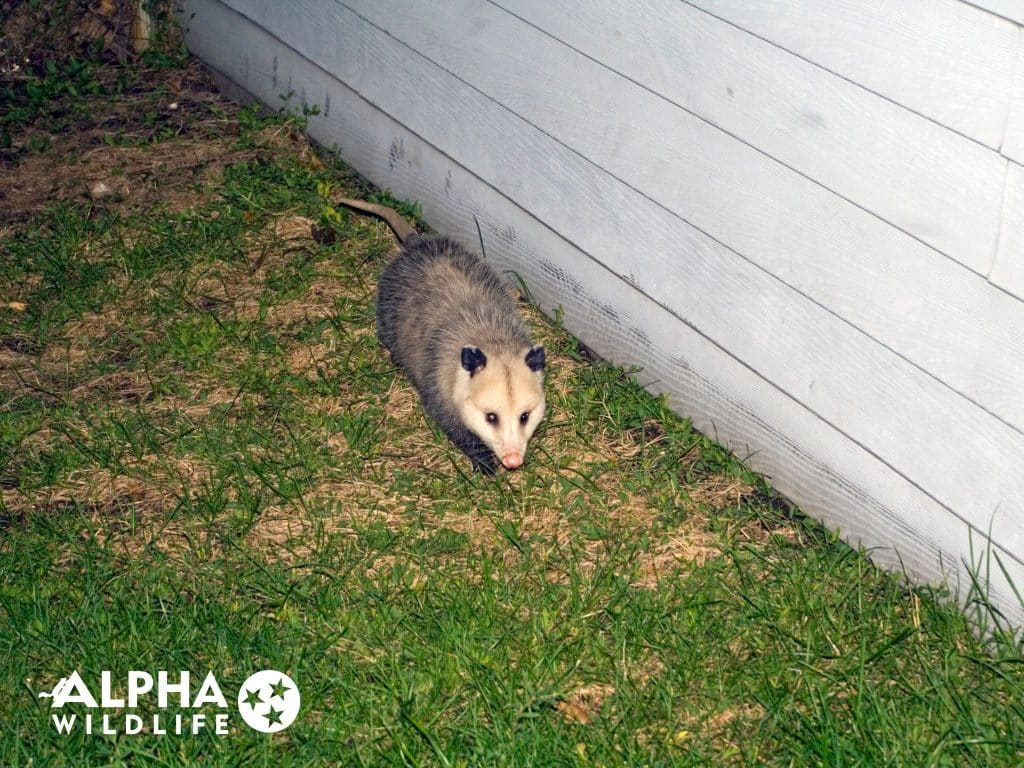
top-left (519, 411), bottom-right (530, 425)
top-left (486, 412), bottom-right (498, 425)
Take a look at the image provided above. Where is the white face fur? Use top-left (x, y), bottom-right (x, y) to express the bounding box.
top-left (453, 345), bottom-right (545, 470)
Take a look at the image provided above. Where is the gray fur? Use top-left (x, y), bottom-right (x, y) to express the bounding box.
top-left (376, 236), bottom-right (538, 473)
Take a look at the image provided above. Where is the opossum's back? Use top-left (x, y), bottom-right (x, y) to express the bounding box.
top-left (376, 236), bottom-right (531, 376)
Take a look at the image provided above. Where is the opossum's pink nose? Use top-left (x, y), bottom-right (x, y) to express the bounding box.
top-left (502, 453), bottom-right (523, 470)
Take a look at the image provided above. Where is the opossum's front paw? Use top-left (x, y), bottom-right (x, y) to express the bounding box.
top-left (449, 427), bottom-right (498, 475)
top-left (471, 453), bottom-right (499, 476)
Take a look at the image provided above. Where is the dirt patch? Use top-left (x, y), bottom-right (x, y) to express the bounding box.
top-left (70, 369), bottom-right (153, 405)
top-left (5, 132), bottom-right (262, 222)
top-left (692, 702), bottom-right (767, 754)
top-left (1, 304), bottom-right (136, 396)
top-left (631, 528), bottom-right (721, 588)
top-left (287, 342), bottom-right (339, 382)
top-left (700, 704), bottom-right (765, 733)
top-left (39, 306), bottom-right (127, 375)
top-left (4, 452), bottom-right (217, 558)
top-left (623, 653), bottom-right (666, 687)
top-left (244, 215), bottom-right (318, 276)
top-left (263, 275), bottom-right (362, 328)
top-left (0, 343), bottom-right (37, 397)
top-left (242, 478), bottom-right (391, 566)
top-left (556, 682), bottom-right (616, 725)
top-left (102, 461), bottom-right (228, 562)
top-left (186, 214), bottom-right (372, 329)
top-left (687, 474), bottom-right (753, 511)
top-left (243, 506), bottom-right (356, 563)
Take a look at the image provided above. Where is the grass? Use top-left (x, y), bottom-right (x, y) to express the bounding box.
top-left (2, 12), bottom-right (1024, 767)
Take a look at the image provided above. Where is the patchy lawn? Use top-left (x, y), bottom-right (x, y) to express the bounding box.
top-left (2, 7), bottom-right (1023, 766)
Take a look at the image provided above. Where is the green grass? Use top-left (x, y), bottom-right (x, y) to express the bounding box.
top-left (2, 38), bottom-right (1024, 768)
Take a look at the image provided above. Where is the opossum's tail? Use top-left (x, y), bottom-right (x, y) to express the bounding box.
top-left (332, 196), bottom-right (418, 243)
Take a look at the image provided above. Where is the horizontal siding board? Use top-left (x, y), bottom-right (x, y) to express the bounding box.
top-left (1002, 30), bottom-right (1024, 165)
top-left (495, 0), bottom-right (1004, 275)
top-left (200, 0), bottom-right (1024, 557)
top-left (686, 0), bottom-right (1017, 149)
top-left (342, 0), bottom-right (1024, 431)
top-left (180, 0), bottom-right (1024, 627)
top-left (991, 162), bottom-right (1024, 301)
top-left (966, 0), bottom-right (1024, 25)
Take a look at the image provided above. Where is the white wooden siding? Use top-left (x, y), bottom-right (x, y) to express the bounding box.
top-left (495, 0), bottom-right (1005, 274)
top-left (178, 0), bottom-right (1024, 626)
top-left (993, 162), bottom-right (1024, 300)
top-left (1002, 32), bottom-right (1024, 166)
top-left (967, 0), bottom-right (1024, 25)
top-left (686, 0), bottom-right (1018, 148)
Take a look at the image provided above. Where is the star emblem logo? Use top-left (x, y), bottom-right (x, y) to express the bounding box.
top-left (236, 670), bottom-right (301, 733)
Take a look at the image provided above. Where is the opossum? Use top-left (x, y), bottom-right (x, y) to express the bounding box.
top-left (335, 197), bottom-right (546, 474)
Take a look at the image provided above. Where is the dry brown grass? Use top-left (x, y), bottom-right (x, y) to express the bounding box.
top-left (3, 452), bottom-right (217, 562)
top-left (243, 505), bottom-right (356, 564)
top-left (556, 682), bottom-right (616, 725)
top-left (0, 303), bottom-right (137, 400)
top-left (695, 703), bottom-right (767, 751)
top-left (687, 474), bottom-right (753, 510)
top-left (630, 528), bottom-right (722, 588)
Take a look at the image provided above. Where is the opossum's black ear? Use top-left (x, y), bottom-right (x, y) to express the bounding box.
top-left (525, 345), bottom-right (545, 372)
top-left (461, 346), bottom-right (487, 376)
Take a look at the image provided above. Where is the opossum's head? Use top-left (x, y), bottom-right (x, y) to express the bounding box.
top-left (454, 344), bottom-right (546, 470)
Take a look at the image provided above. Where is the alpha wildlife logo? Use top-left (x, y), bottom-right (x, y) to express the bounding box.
top-left (37, 670), bottom-right (301, 736)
